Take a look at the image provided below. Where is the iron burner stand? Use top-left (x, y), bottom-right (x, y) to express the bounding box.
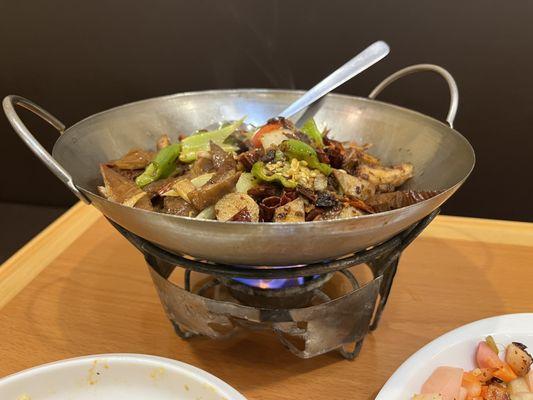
top-left (110, 209), bottom-right (439, 359)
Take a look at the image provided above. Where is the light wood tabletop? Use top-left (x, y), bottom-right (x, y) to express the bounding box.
top-left (1, 202), bottom-right (532, 399)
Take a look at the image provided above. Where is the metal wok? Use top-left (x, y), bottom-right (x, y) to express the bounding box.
top-left (3, 64), bottom-right (475, 266)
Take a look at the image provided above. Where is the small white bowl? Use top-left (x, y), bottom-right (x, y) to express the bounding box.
top-left (0, 353), bottom-right (247, 400)
top-left (376, 313), bottom-right (533, 399)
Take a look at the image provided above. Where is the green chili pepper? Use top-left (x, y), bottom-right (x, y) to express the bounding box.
top-left (280, 139), bottom-right (332, 176)
top-left (251, 161), bottom-right (298, 188)
top-left (300, 118), bottom-right (324, 148)
top-left (135, 143), bottom-right (182, 187)
top-left (179, 118), bottom-right (244, 163)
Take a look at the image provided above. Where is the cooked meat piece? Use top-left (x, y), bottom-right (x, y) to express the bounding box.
top-left (112, 167), bottom-right (144, 181)
top-left (305, 207), bottom-right (324, 221)
top-left (332, 169), bottom-right (375, 200)
top-left (133, 195), bottom-right (154, 211)
top-left (317, 204), bottom-right (366, 220)
top-left (274, 197), bottom-right (305, 223)
top-left (315, 191), bottom-right (339, 208)
top-left (280, 189), bottom-right (299, 204)
top-left (261, 149), bottom-right (276, 163)
top-left (100, 164), bottom-right (153, 211)
top-left (345, 197), bottom-right (374, 213)
top-left (215, 193), bottom-right (260, 222)
top-left (190, 154), bottom-right (214, 177)
top-left (157, 134), bottom-right (171, 150)
top-left (366, 190), bottom-right (441, 212)
top-left (111, 149), bottom-right (154, 170)
top-left (142, 177), bottom-right (178, 197)
top-left (377, 183), bottom-right (396, 193)
top-left (188, 170), bottom-right (241, 210)
top-left (357, 162), bottom-right (414, 187)
top-left (268, 116), bottom-right (295, 130)
top-left (238, 148), bottom-right (264, 171)
top-left (296, 186), bottom-right (317, 202)
top-left (162, 197), bottom-right (197, 217)
top-left (210, 141), bottom-right (236, 173)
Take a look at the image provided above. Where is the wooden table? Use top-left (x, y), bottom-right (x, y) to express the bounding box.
top-left (1, 203), bottom-right (532, 400)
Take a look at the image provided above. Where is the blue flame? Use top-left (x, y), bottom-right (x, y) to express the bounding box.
top-left (233, 277), bottom-right (308, 289)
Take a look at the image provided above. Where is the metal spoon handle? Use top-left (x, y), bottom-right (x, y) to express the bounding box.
top-left (279, 41), bottom-right (390, 119)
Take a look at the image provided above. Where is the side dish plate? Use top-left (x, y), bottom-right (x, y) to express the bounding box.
top-left (0, 353), bottom-right (247, 400)
top-left (376, 313), bottom-right (533, 399)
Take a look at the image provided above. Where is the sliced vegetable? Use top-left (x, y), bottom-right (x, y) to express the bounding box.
top-left (421, 366), bottom-right (463, 400)
top-left (494, 364), bottom-right (519, 383)
top-left (506, 343), bottom-right (533, 377)
top-left (486, 335), bottom-right (500, 354)
top-left (196, 205), bottom-right (216, 220)
top-left (510, 393), bottom-right (533, 400)
top-left (191, 173), bottom-right (215, 188)
top-left (462, 372), bottom-right (482, 398)
top-left (135, 143), bottom-right (182, 187)
top-left (260, 130), bottom-right (289, 150)
top-left (508, 377), bottom-right (531, 394)
top-left (163, 179), bottom-right (196, 202)
top-left (251, 161), bottom-right (298, 189)
top-left (251, 120), bottom-right (283, 148)
top-left (236, 172), bottom-right (258, 193)
top-left (527, 369), bottom-right (533, 391)
top-left (179, 118), bottom-right (243, 162)
top-left (477, 341), bottom-right (505, 370)
top-left (411, 394), bottom-right (443, 400)
top-left (280, 139), bottom-right (332, 175)
top-left (300, 118), bottom-right (324, 148)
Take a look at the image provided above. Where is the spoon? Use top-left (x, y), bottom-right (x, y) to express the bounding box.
top-left (205, 41), bottom-right (389, 131)
top-left (278, 40), bottom-right (390, 120)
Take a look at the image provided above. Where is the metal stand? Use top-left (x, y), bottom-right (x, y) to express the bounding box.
top-left (110, 209), bottom-right (439, 359)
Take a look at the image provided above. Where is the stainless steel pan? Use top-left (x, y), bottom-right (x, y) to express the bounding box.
top-left (3, 64), bottom-right (474, 266)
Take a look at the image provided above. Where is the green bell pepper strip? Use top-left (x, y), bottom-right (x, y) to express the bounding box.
top-left (135, 143), bottom-right (182, 187)
top-left (280, 139), bottom-right (332, 176)
top-left (251, 161), bottom-right (298, 189)
top-left (179, 118), bottom-right (244, 163)
top-left (300, 118), bottom-right (324, 148)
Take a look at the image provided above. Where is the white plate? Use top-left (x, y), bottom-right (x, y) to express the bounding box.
top-left (0, 354), bottom-right (247, 400)
top-left (376, 313), bottom-right (533, 399)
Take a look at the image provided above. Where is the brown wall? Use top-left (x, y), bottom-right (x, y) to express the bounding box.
top-left (1, 0), bottom-right (532, 221)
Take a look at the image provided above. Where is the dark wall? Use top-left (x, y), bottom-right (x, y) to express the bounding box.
top-left (1, 0), bottom-right (532, 221)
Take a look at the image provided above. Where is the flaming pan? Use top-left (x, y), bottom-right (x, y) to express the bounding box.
top-left (3, 64), bottom-right (474, 266)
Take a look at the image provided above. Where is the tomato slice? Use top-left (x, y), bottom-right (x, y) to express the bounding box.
top-left (251, 121), bottom-right (283, 148)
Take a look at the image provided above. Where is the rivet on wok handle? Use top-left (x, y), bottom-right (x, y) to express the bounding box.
top-left (2, 95), bottom-right (91, 204)
top-left (368, 64), bottom-right (459, 128)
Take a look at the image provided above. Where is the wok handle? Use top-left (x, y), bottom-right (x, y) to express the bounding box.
top-left (368, 64), bottom-right (459, 128)
top-left (2, 95), bottom-right (91, 204)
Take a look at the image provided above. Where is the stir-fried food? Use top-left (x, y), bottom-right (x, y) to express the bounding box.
top-left (98, 117), bottom-right (438, 222)
top-left (413, 337), bottom-right (533, 400)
